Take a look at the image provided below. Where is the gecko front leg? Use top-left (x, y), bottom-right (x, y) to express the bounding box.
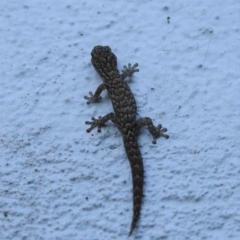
top-left (84, 83), bottom-right (106, 104)
top-left (121, 63), bottom-right (139, 79)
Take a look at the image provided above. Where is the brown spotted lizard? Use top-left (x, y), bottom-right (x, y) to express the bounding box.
top-left (84, 46), bottom-right (169, 236)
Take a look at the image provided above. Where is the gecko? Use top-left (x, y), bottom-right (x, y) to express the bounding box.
top-left (84, 46), bottom-right (169, 236)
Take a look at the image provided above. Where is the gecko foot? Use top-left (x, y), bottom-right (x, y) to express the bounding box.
top-left (152, 124), bottom-right (169, 144)
top-left (121, 63), bottom-right (139, 78)
top-left (85, 116), bottom-right (105, 133)
top-left (84, 91), bottom-right (102, 104)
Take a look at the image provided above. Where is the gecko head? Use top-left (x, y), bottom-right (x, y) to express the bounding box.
top-left (91, 46), bottom-right (118, 75)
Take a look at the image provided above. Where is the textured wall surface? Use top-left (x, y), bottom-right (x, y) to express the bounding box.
top-left (0, 0), bottom-right (240, 239)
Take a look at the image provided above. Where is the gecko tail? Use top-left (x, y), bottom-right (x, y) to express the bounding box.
top-left (128, 179), bottom-right (142, 237)
top-left (123, 134), bottom-right (144, 237)
top-left (128, 180), bottom-right (142, 236)
top-left (128, 211), bottom-right (139, 236)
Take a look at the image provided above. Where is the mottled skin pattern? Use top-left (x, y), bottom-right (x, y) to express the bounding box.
top-left (85, 46), bottom-right (169, 236)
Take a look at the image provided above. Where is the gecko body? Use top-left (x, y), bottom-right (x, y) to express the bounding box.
top-left (85, 46), bottom-right (169, 236)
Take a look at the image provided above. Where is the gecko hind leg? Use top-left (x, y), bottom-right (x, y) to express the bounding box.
top-left (135, 117), bottom-right (169, 144)
top-left (85, 112), bottom-right (115, 133)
